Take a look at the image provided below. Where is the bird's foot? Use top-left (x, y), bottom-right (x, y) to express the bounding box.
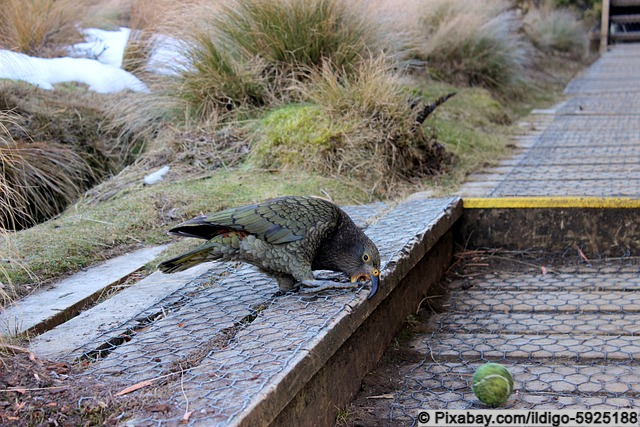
top-left (298, 279), bottom-right (360, 294)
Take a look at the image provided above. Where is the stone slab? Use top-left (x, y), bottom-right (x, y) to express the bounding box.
top-left (448, 270), bottom-right (640, 292)
top-left (29, 262), bottom-right (213, 359)
top-left (0, 245), bottom-right (167, 337)
top-left (411, 333), bottom-right (640, 362)
top-left (429, 312), bottom-right (640, 335)
top-left (448, 290), bottom-right (640, 312)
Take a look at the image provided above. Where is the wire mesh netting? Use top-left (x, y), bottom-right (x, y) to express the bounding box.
top-left (490, 108), bottom-right (640, 197)
top-left (565, 45), bottom-right (640, 94)
top-left (384, 259), bottom-right (640, 425)
top-left (63, 198), bottom-right (458, 426)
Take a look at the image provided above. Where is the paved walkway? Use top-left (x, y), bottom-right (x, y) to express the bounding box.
top-left (389, 44), bottom-right (640, 423)
top-left (461, 43), bottom-right (640, 198)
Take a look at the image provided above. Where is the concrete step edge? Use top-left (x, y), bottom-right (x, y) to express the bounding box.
top-left (411, 333), bottom-right (640, 362)
top-left (0, 245), bottom-right (168, 337)
top-left (429, 311), bottom-right (640, 336)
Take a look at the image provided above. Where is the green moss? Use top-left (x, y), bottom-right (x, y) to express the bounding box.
top-left (411, 82), bottom-right (513, 195)
top-left (250, 104), bottom-right (352, 170)
top-left (417, 82), bottom-right (512, 127)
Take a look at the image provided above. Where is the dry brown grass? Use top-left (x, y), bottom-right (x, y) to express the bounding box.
top-left (0, 116), bottom-right (96, 229)
top-left (0, 0), bottom-right (84, 57)
top-left (524, 6), bottom-right (588, 59)
top-left (0, 81), bottom-right (144, 229)
top-left (0, 114), bottom-right (30, 305)
top-left (365, 0), bottom-right (532, 94)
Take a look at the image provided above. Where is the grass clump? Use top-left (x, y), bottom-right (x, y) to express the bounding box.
top-left (253, 58), bottom-right (451, 195)
top-left (406, 80), bottom-right (514, 194)
top-left (405, 0), bottom-right (531, 94)
top-left (177, 32), bottom-right (270, 121)
top-left (0, 81), bottom-right (142, 228)
top-left (0, 108), bottom-right (94, 230)
top-left (214, 0), bottom-right (370, 74)
top-left (0, 0), bottom-right (83, 57)
top-left (251, 104), bottom-right (351, 171)
top-left (525, 7), bottom-right (588, 59)
top-left (167, 0), bottom-right (374, 123)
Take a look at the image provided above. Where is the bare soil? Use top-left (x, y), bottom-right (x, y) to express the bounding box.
top-left (0, 346), bottom-right (123, 426)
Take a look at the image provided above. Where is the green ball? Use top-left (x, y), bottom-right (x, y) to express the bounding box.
top-left (471, 362), bottom-right (514, 407)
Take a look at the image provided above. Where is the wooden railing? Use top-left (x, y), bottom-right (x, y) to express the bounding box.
top-left (602, 0), bottom-right (640, 52)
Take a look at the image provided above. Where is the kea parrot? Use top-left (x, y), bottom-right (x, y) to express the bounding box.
top-left (158, 196), bottom-right (381, 299)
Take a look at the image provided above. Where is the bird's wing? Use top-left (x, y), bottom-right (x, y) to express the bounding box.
top-left (169, 197), bottom-right (339, 245)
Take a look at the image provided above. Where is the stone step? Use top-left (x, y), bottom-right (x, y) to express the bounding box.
top-left (448, 290), bottom-right (640, 313)
top-left (28, 263), bottom-right (214, 359)
top-left (428, 312), bottom-right (640, 336)
top-left (490, 179), bottom-right (640, 197)
top-left (479, 165), bottom-right (640, 179)
top-left (557, 94), bottom-right (640, 115)
top-left (610, 14), bottom-right (640, 24)
top-left (29, 196), bottom-right (462, 427)
top-left (0, 245), bottom-right (168, 337)
top-left (449, 271), bottom-right (640, 292)
top-left (391, 362), bottom-right (639, 412)
top-left (410, 333), bottom-right (640, 362)
top-left (541, 115), bottom-right (640, 132)
top-left (565, 78), bottom-right (640, 94)
top-left (610, 32), bottom-right (640, 42)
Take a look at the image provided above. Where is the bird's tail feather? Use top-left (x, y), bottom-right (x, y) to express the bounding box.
top-left (158, 246), bottom-right (220, 273)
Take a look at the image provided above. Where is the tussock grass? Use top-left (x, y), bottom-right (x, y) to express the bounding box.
top-left (0, 139), bottom-right (95, 230)
top-left (177, 32), bottom-right (271, 121)
top-left (525, 7), bottom-right (588, 59)
top-left (0, 107), bottom-right (94, 229)
top-left (0, 0), bottom-right (84, 57)
top-left (214, 0), bottom-right (371, 74)
top-left (167, 0), bottom-right (374, 122)
top-left (252, 57), bottom-right (451, 195)
top-left (401, 0), bottom-right (531, 94)
top-left (0, 81), bottom-right (142, 228)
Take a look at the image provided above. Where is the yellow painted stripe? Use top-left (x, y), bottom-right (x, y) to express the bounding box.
top-left (463, 197), bottom-right (640, 209)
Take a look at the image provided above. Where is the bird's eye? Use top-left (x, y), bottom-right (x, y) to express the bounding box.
top-left (362, 253), bottom-right (370, 262)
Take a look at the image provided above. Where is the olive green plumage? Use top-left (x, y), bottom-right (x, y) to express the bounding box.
top-left (158, 196), bottom-right (381, 298)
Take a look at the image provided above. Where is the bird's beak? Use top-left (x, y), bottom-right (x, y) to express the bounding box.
top-left (367, 273), bottom-right (379, 300)
top-left (351, 269), bottom-right (380, 300)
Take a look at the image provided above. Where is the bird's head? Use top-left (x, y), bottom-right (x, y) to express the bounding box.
top-left (347, 238), bottom-right (381, 300)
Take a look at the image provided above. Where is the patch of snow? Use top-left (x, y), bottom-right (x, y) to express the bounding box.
top-left (69, 27), bottom-right (131, 68)
top-left (147, 35), bottom-right (190, 76)
top-left (70, 27), bottom-right (190, 77)
top-left (144, 166), bottom-right (170, 185)
top-left (0, 49), bottom-right (148, 93)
